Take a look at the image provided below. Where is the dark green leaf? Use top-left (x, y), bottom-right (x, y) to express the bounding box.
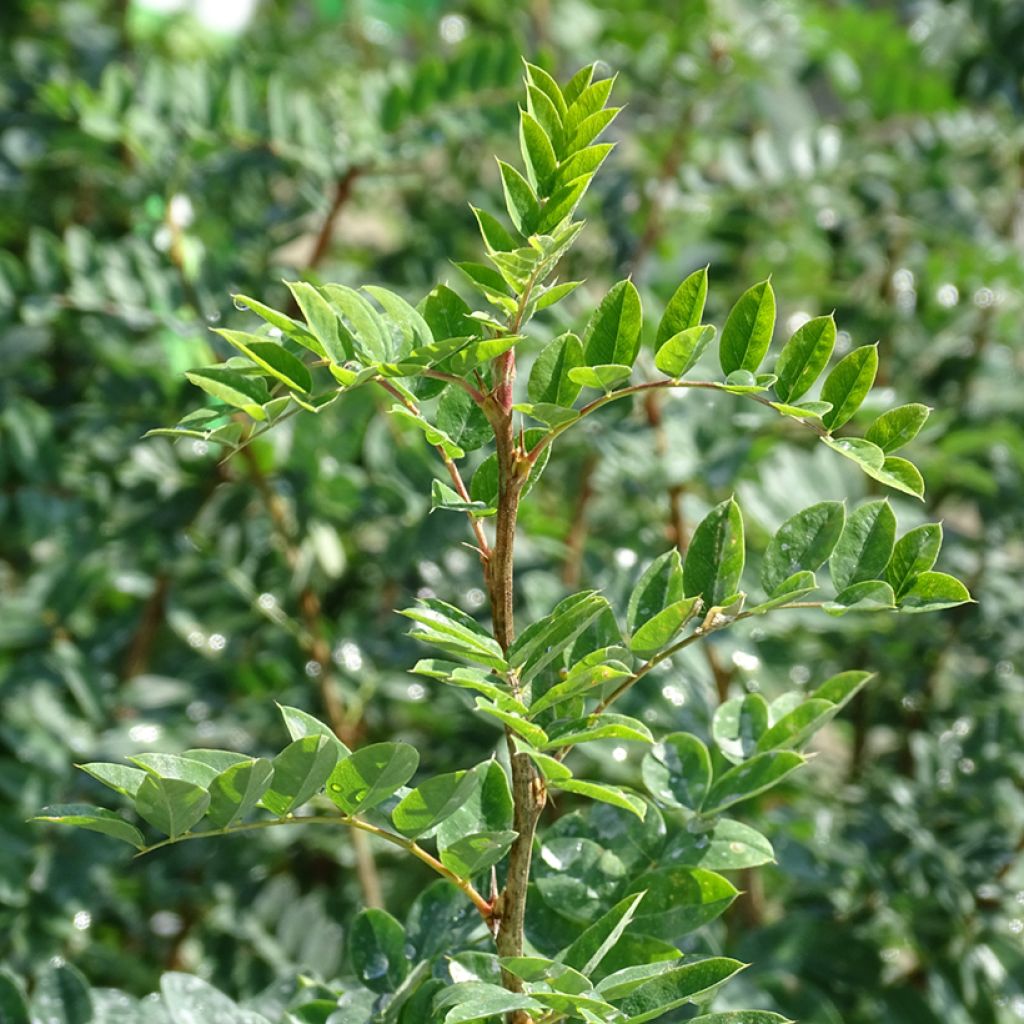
top-left (898, 571), bottom-right (972, 613)
top-left (627, 550), bottom-right (684, 634)
top-left (629, 597), bottom-right (701, 654)
top-left (666, 818), bottom-right (774, 870)
top-left (761, 501), bottom-right (845, 594)
top-left (497, 160), bottom-right (539, 235)
top-left (543, 713), bottom-right (654, 750)
top-left (436, 760), bottom-right (514, 849)
top-left (642, 733), bottom-right (712, 811)
top-left (261, 735), bottom-right (338, 817)
top-left (560, 892), bottom-right (646, 975)
top-left (31, 965), bottom-right (93, 1024)
top-left (214, 331), bottom-right (312, 393)
top-left (825, 580), bottom-right (897, 614)
top-left (205, 758), bottom-right (274, 829)
top-left (134, 776), bottom-right (210, 838)
top-left (774, 314), bottom-right (836, 403)
top-left (392, 769), bottom-right (481, 838)
top-left (327, 742), bottom-right (419, 815)
top-left (285, 281), bottom-right (348, 362)
top-left (440, 830), bottom-right (518, 878)
top-left (277, 703), bottom-right (350, 759)
top-left (582, 280), bottom-right (643, 367)
top-left (829, 499), bottom-right (896, 591)
top-left (886, 523), bottom-right (943, 597)
top-left (0, 970), bottom-right (29, 1024)
top-left (612, 957), bottom-right (745, 1022)
top-left (683, 498), bottom-right (745, 610)
top-left (704, 751), bottom-right (805, 814)
top-left (511, 591), bottom-right (612, 683)
top-left (820, 344), bottom-right (878, 430)
top-left (520, 111), bottom-right (558, 193)
top-left (657, 267), bottom-right (709, 345)
top-left (184, 367), bottom-right (270, 419)
top-left (655, 325), bottom-right (717, 378)
top-left (528, 332), bottom-right (584, 406)
top-left (712, 694), bottom-right (769, 765)
top-left (625, 868), bottom-right (739, 938)
top-left (719, 280), bottom-right (775, 375)
top-left (865, 402), bottom-right (930, 452)
top-left (349, 909), bottom-right (409, 993)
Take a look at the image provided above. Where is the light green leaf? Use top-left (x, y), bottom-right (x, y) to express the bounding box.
top-left (475, 698), bottom-right (550, 747)
top-left (748, 570), bottom-right (818, 614)
top-left (813, 670), bottom-right (873, 706)
top-left (436, 760), bottom-right (514, 849)
top-left (613, 957), bottom-right (745, 1023)
top-left (560, 892), bottom-right (647, 975)
top-left (327, 742), bottom-right (419, 815)
top-left (582, 280), bottom-right (643, 367)
top-left (542, 713), bottom-right (653, 750)
top-left (704, 750), bottom-right (805, 814)
top-left (363, 285), bottom-right (434, 354)
top-left (232, 294), bottom-right (320, 354)
top-left (655, 325), bottom-right (716, 378)
top-left (568, 364), bottom-right (632, 391)
top-left (822, 436), bottom-right (885, 475)
top-left (627, 550), bottom-right (684, 634)
top-left (401, 600), bottom-right (507, 670)
top-left (214, 330), bottom-right (313, 393)
top-left (756, 700), bottom-right (839, 752)
top-left (321, 283), bottom-right (391, 362)
top-left (719, 280), bottom-right (775, 375)
top-left (689, 1013), bottom-right (790, 1023)
top-left (552, 779), bottom-right (647, 819)
top-left (528, 658), bottom-right (630, 716)
top-left (497, 159), bottom-right (539, 235)
top-left (773, 314), bottom-right (836, 403)
top-left (657, 267), bottom-right (709, 345)
top-left (128, 753), bottom-right (219, 787)
top-left (520, 110), bottom-right (558, 193)
top-left (185, 367), bottom-right (269, 420)
top-left (886, 523), bottom-right (943, 597)
top-left (761, 501), bottom-right (845, 594)
top-left (821, 344), bottom-right (878, 430)
top-left (863, 455), bottom-right (926, 499)
top-left (865, 402), bottom-right (930, 452)
top-left (284, 281), bottom-right (348, 362)
top-left (824, 580), bottom-right (897, 615)
top-left (438, 982), bottom-right (543, 1024)
top-left (829, 499), bottom-right (896, 591)
top-left (388, 405), bottom-right (465, 460)
top-left (261, 735), bottom-right (338, 816)
top-left (134, 776), bottom-right (210, 838)
top-left (683, 498), bottom-right (745, 610)
top-left (642, 732), bottom-right (712, 812)
top-left (898, 571), bottom-right (972, 613)
top-left (277, 703), bottom-right (350, 759)
top-left (629, 597), bottom-right (701, 654)
top-left (78, 762), bottom-right (146, 798)
top-left (205, 758), bottom-right (274, 829)
top-left (33, 804), bottom-right (145, 849)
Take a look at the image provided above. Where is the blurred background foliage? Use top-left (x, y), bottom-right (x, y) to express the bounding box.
top-left (1, 0), bottom-right (1022, 1021)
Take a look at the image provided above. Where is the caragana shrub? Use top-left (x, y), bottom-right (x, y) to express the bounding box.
top-left (35, 63), bottom-right (972, 1024)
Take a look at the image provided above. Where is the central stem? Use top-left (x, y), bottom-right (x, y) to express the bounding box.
top-left (485, 352), bottom-right (546, 1023)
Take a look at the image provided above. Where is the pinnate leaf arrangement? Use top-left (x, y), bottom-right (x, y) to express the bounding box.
top-left (36, 63), bottom-right (971, 1024)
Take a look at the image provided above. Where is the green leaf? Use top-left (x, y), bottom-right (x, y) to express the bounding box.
top-left (525, 61), bottom-right (569, 119)
top-left (232, 293), bottom-right (320, 353)
top-left (205, 758), bottom-right (274, 829)
top-left (31, 965), bottom-right (93, 1024)
top-left (182, 749), bottom-right (250, 773)
top-left (284, 281), bottom-right (348, 362)
top-left (512, 402), bottom-right (580, 428)
top-left (440, 830), bottom-right (518, 878)
top-left (825, 580), bottom-right (897, 614)
top-left (813, 670), bottom-right (873, 706)
top-left (629, 597), bottom-right (701, 654)
top-left (864, 455), bottom-right (926, 499)
top-left (446, 335), bottom-right (520, 377)
top-left (553, 780), bottom-right (647, 819)
top-left (560, 892), bottom-right (647, 975)
top-left (413, 660), bottom-right (517, 706)
top-left (543, 713), bottom-right (654, 750)
top-left (327, 742), bottom-right (419, 815)
top-left (534, 279), bottom-right (584, 312)
top-left (865, 402), bottom-right (930, 452)
top-left (277, 703), bottom-right (350, 759)
top-left (655, 325), bottom-right (717, 378)
top-left (436, 760), bottom-right (514, 848)
top-left (391, 769), bottom-right (481, 837)
top-left (134, 776), bottom-right (210, 838)
top-left (475, 699), bottom-right (550, 747)
top-left (261, 735), bottom-right (339, 816)
top-left (497, 159), bottom-right (540, 235)
top-left (471, 205), bottom-right (517, 253)
top-left (820, 344), bottom-right (878, 430)
top-left (78, 762), bottom-right (146, 798)
top-left (719, 280), bottom-right (775, 376)
top-left (756, 700), bottom-right (840, 752)
top-left (510, 591), bottom-right (611, 684)
top-left (657, 267), bottom-right (709, 345)
top-left (666, 818), bottom-right (774, 870)
top-left (420, 283), bottom-right (474, 341)
top-left (185, 367), bottom-right (270, 420)
top-left (520, 110), bottom-right (558, 193)
top-left (627, 550), bottom-right (684, 634)
top-left (535, 836), bottom-right (628, 923)
top-left (683, 498), bottom-right (745, 610)
top-left (689, 1014), bottom-right (789, 1023)
top-left (886, 523), bottom-right (943, 597)
top-left (570, 106), bottom-right (621, 150)
top-left (0, 969), bottom-right (29, 1024)
top-left (829, 499), bottom-right (896, 591)
top-left (773, 314), bottom-right (836, 403)
top-left (582, 280), bottom-right (643, 367)
top-left (712, 694), bottom-right (769, 765)
top-left (642, 732), bottom-right (712, 811)
top-left (161, 973), bottom-right (269, 1024)
top-left (350, 909), bottom-right (409, 993)
top-left (528, 657), bottom-right (630, 716)
top-left (213, 331), bottom-right (312, 393)
top-left (528, 332), bottom-right (584, 406)
top-left (363, 285), bottom-right (434, 354)
top-left (555, 143), bottom-right (614, 188)
top-left (624, 868), bottom-right (739, 938)
top-left (704, 751), bottom-right (805, 814)
top-left (748, 570), bottom-right (818, 613)
top-left (612, 957), bottom-right (745, 1022)
top-left (568, 364), bottom-right (632, 391)
top-left (321, 284), bottom-right (391, 362)
top-left (401, 599), bottom-right (507, 670)
top-left (388, 405), bottom-right (466, 460)
top-left (438, 982), bottom-right (543, 1024)
top-left (128, 752), bottom-right (219, 787)
top-left (821, 436), bottom-right (886, 478)
top-left (761, 501), bottom-right (846, 594)
top-left (33, 804), bottom-right (145, 849)
top-left (898, 571), bottom-right (972, 613)
top-left (436, 386), bottom-right (491, 453)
